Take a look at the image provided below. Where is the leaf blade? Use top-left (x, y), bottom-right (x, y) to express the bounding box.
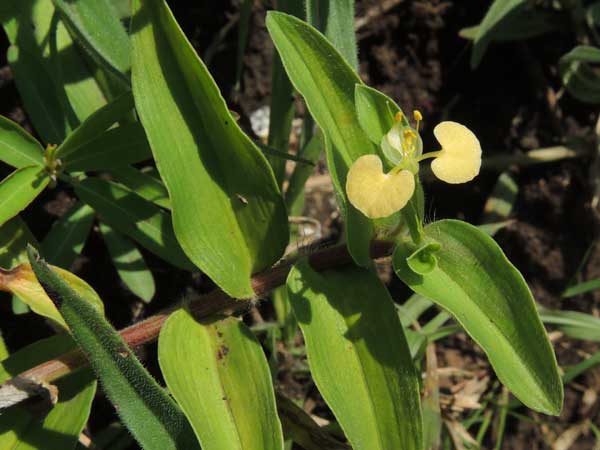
top-left (159, 310), bottom-right (284, 450)
top-left (27, 248), bottom-right (201, 450)
top-left (393, 219), bottom-right (563, 415)
top-left (266, 12), bottom-right (376, 266)
top-left (0, 166), bottom-right (49, 228)
top-left (0, 115), bottom-right (44, 168)
top-left (74, 177), bottom-right (194, 270)
top-left (100, 223), bottom-right (155, 303)
top-left (131, 0), bottom-right (289, 297)
top-left (287, 261), bottom-right (423, 450)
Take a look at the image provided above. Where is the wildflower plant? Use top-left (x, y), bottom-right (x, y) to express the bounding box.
top-left (0, 1), bottom-right (566, 450)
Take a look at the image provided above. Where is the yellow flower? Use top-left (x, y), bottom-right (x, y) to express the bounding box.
top-left (346, 155), bottom-right (415, 219)
top-left (430, 121), bottom-right (481, 184)
top-left (345, 111), bottom-right (481, 219)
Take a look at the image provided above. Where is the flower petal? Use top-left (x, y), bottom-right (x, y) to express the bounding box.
top-left (431, 121), bottom-right (481, 184)
top-left (346, 155), bottom-right (415, 219)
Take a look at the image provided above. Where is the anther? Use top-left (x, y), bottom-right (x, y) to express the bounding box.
top-left (394, 111), bottom-right (403, 123)
top-left (413, 110), bottom-right (422, 132)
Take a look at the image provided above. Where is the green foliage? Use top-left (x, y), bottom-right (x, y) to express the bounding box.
top-left (73, 177), bottom-right (194, 270)
top-left (267, 11), bottom-right (376, 266)
top-left (0, 2), bottom-right (571, 448)
top-left (100, 223), bottom-right (155, 303)
top-left (55, 91), bottom-right (134, 161)
top-left (1, 0), bottom-right (107, 142)
top-left (0, 167), bottom-right (49, 228)
top-left (462, 0), bottom-right (563, 67)
top-left (159, 310), bottom-right (283, 450)
top-left (109, 166), bottom-right (172, 209)
top-left (469, 0), bottom-right (529, 68)
top-left (267, 1), bottom-right (304, 185)
top-left (305, 0), bottom-right (358, 70)
top-left (62, 123), bottom-right (152, 171)
top-left (52, 0), bottom-right (130, 83)
top-left (559, 45), bottom-right (600, 103)
top-left (41, 202), bottom-right (94, 269)
top-left (0, 334), bottom-right (96, 450)
top-left (131, 0), bottom-right (289, 298)
top-left (0, 116), bottom-right (44, 168)
top-left (27, 247), bottom-right (200, 450)
top-left (393, 220), bottom-right (563, 415)
top-left (287, 261), bottom-right (423, 450)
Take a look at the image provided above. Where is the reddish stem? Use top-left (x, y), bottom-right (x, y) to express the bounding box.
top-left (10, 241), bottom-right (394, 387)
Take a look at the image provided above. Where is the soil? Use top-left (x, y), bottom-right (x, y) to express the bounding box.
top-left (1, 1), bottom-right (599, 449)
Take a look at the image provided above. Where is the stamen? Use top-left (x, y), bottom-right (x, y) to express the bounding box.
top-left (413, 110), bottom-right (422, 132)
top-left (394, 111), bottom-right (403, 123)
top-left (403, 129), bottom-right (416, 155)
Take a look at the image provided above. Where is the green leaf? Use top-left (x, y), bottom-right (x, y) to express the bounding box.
top-left (305, 0), bottom-right (358, 70)
top-left (73, 177), bottom-right (194, 270)
top-left (538, 307), bottom-right (600, 342)
top-left (0, 262), bottom-right (103, 328)
top-left (0, 166), bottom-right (49, 228)
top-left (100, 223), bottom-right (155, 303)
top-left (267, 0), bottom-right (304, 185)
top-left (41, 201), bottom-right (94, 269)
top-left (0, 216), bottom-right (37, 314)
top-left (460, 7), bottom-right (562, 46)
top-left (56, 91), bottom-right (134, 160)
top-left (2, 0), bottom-right (107, 141)
top-left (481, 172), bottom-right (518, 225)
top-left (234, 0), bottom-right (253, 89)
top-left (0, 216), bottom-right (38, 269)
top-left (0, 115), bottom-right (44, 168)
top-left (62, 123), bottom-right (152, 172)
top-left (0, 334), bottom-right (96, 450)
top-left (563, 277), bottom-right (600, 297)
top-left (51, 18), bottom-right (108, 123)
top-left (131, 0), bottom-right (288, 298)
top-left (159, 310), bottom-right (283, 450)
top-left (276, 392), bottom-right (350, 450)
top-left (393, 219), bottom-right (563, 415)
top-left (267, 12), bottom-right (377, 266)
top-left (470, 0), bottom-right (528, 68)
top-left (53, 0), bottom-right (130, 82)
top-left (7, 44), bottom-right (71, 144)
top-left (284, 131), bottom-right (324, 210)
top-left (27, 248), bottom-right (201, 450)
top-left (354, 85), bottom-right (404, 146)
top-left (559, 45), bottom-right (600, 104)
top-left (287, 261), bottom-right (423, 450)
top-left (109, 166), bottom-right (171, 209)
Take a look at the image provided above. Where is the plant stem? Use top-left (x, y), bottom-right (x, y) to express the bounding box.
top-left (0, 240), bottom-right (395, 405)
